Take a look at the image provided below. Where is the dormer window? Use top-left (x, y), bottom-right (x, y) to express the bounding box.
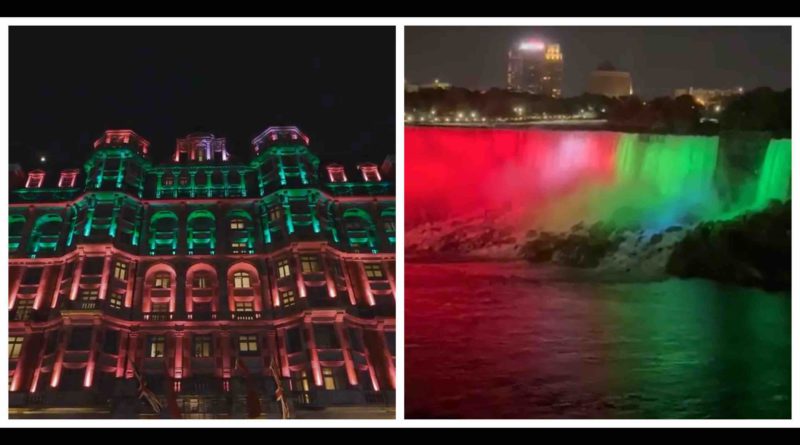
top-left (358, 163), bottom-right (381, 182)
top-left (58, 169), bottom-right (79, 188)
top-left (26, 170), bottom-right (45, 188)
top-left (327, 164), bottom-right (348, 183)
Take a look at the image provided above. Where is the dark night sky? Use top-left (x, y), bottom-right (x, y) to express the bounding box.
top-left (405, 26), bottom-right (791, 98)
top-left (10, 26), bottom-right (395, 168)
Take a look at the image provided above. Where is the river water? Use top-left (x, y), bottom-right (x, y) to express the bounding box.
top-left (405, 261), bottom-right (791, 419)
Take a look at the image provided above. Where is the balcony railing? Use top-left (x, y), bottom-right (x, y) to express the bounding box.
top-left (142, 311), bottom-right (174, 321)
top-left (186, 311), bottom-right (217, 321)
top-left (79, 300), bottom-right (99, 310)
top-left (230, 311), bottom-right (261, 321)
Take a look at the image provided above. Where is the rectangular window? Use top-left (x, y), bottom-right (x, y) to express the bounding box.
top-left (233, 272), bottom-right (251, 289)
top-left (68, 327), bottom-right (92, 350)
top-left (268, 206), bottom-right (283, 222)
top-left (162, 176), bottom-right (174, 186)
top-left (178, 175), bottom-right (189, 186)
top-left (347, 327), bottom-right (364, 352)
top-left (154, 274), bottom-right (171, 289)
top-left (300, 255), bottom-right (321, 273)
top-left (238, 335), bottom-right (259, 353)
top-left (9, 336), bottom-right (24, 359)
top-left (148, 336), bottom-right (165, 358)
top-left (193, 335), bottom-right (212, 358)
top-left (364, 263), bottom-right (385, 280)
top-left (80, 289), bottom-right (99, 301)
top-left (230, 219), bottom-right (245, 230)
top-left (103, 329), bottom-right (120, 355)
top-left (22, 268), bottom-right (43, 285)
top-left (322, 367), bottom-right (338, 390)
top-left (285, 327), bottom-right (303, 354)
top-left (58, 170), bottom-right (78, 187)
top-left (314, 324), bottom-right (340, 349)
top-left (291, 370), bottom-right (310, 392)
top-left (26, 172), bottom-right (44, 188)
top-left (94, 204), bottom-right (114, 219)
top-left (276, 259), bottom-right (291, 278)
top-left (14, 299), bottom-right (34, 321)
top-left (79, 289), bottom-right (99, 309)
top-left (151, 302), bottom-right (169, 314)
top-left (113, 261), bottom-right (128, 280)
top-left (234, 301), bottom-right (254, 313)
top-left (280, 289), bottom-right (296, 307)
top-left (193, 275), bottom-right (209, 289)
top-left (230, 241), bottom-right (248, 253)
top-left (108, 291), bottom-right (124, 309)
top-left (83, 257), bottom-right (104, 275)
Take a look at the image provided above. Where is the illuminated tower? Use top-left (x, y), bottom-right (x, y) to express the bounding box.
top-left (507, 39), bottom-right (564, 98)
top-left (9, 126), bottom-right (396, 418)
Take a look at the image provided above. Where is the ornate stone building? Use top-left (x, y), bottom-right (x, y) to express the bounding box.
top-left (8, 126), bottom-right (396, 418)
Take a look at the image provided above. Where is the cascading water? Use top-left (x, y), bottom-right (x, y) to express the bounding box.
top-left (754, 139), bottom-right (792, 208)
top-left (405, 126), bottom-right (791, 233)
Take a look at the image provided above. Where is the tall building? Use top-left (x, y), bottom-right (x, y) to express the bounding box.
top-left (507, 39), bottom-right (564, 98)
top-left (8, 126), bottom-right (396, 419)
top-left (587, 62), bottom-right (633, 97)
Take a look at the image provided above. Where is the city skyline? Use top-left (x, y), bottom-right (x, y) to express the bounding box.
top-left (405, 26), bottom-right (791, 98)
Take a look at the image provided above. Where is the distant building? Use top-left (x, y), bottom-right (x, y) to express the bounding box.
top-left (673, 86), bottom-right (744, 111)
top-left (419, 79), bottom-right (451, 90)
top-left (587, 62), bottom-right (633, 97)
top-left (406, 79), bottom-right (451, 92)
top-left (507, 39), bottom-right (564, 98)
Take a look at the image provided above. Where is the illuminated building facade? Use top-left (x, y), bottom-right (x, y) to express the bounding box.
top-left (586, 62), bottom-right (633, 97)
top-left (8, 126), bottom-right (396, 418)
top-left (507, 40), bottom-right (564, 98)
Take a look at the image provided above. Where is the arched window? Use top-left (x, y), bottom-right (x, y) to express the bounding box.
top-left (233, 271), bottom-right (251, 289)
top-left (187, 209), bottom-right (216, 254)
top-left (148, 210), bottom-right (178, 254)
top-left (342, 208), bottom-right (376, 251)
top-left (186, 263), bottom-right (219, 317)
top-left (143, 264), bottom-right (177, 318)
top-left (30, 214), bottom-right (64, 254)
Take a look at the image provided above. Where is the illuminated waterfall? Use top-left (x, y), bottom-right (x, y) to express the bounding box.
top-left (405, 126), bottom-right (791, 231)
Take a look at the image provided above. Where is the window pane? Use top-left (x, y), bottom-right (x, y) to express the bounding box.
top-left (9, 337), bottom-right (24, 359)
top-left (314, 324), bottom-right (340, 349)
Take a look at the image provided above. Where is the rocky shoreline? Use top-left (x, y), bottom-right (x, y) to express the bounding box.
top-left (408, 201), bottom-right (790, 292)
top-left (519, 201), bottom-right (790, 291)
